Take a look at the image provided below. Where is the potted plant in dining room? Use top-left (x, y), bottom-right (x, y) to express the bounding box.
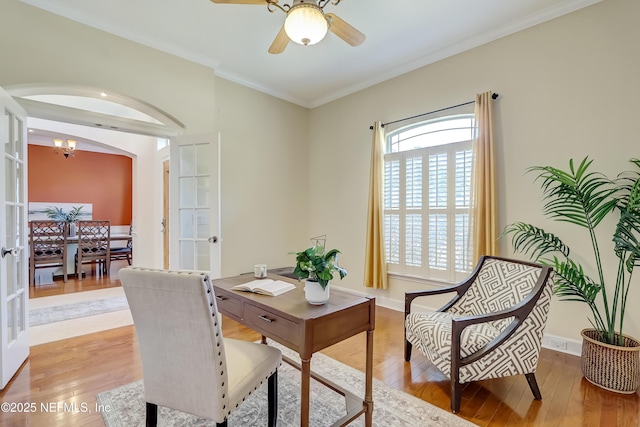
top-left (44, 205), bottom-right (84, 237)
top-left (292, 245), bottom-right (347, 305)
top-left (502, 156), bottom-right (640, 393)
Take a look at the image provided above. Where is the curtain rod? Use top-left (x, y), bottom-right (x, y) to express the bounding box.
top-left (369, 92), bottom-right (499, 130)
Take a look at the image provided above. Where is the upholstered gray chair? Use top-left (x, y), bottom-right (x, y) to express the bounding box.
top-left (404, 256), bottom-right (553, 413)
top-left (119, 267), bottom-right (282, 427)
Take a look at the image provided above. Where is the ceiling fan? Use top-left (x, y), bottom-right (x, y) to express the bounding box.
top-left (209, 0), bottom-right (365, 54)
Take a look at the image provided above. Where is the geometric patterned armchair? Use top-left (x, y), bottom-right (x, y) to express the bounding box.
top-left (405, 256), bottom-right (553, 413)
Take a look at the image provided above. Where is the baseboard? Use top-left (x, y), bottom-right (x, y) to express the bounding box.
top-left (331, 284), bottom-right (582, 357)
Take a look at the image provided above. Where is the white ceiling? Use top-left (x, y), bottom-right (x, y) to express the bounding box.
top-left (21, 0), bottom-right (599, 108)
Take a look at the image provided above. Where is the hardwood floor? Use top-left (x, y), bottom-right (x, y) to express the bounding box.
top-left (3, 266), bottom-right (639, 426)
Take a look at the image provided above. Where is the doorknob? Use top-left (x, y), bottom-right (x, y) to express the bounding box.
top-left (208, 236), bottom-right (218, 244)
top-left (1, 247), bottom-right (19, 258)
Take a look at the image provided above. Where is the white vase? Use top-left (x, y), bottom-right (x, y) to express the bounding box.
top-left (68, 222), bottom-right (76, 237)
top-left (304, 279), bottom-right (330, 305)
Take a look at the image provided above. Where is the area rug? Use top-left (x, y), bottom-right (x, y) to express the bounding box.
top-left (29, 287), bottom-right (134, 345)
top-left (97, 341), bottom-right (477, 427)
top-left (29, 295), bottom-right (129, 326)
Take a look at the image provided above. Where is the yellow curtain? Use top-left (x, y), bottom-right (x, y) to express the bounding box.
top-left (470, 91), bottom-right (498, 260)
top-left (364, 121), bottom-right (388, 289)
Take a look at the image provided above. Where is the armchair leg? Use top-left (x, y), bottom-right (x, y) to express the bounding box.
top-left (216, 421), bottom-right (228, 427)
top-left (404, 340), bottom-right (413, 362)
top-left (525, 373), bottom-right (542, 400)
top-left (268, 370), bottom-right (278, 427)
top-left (145, 402), bottom-right (157, 427)
top-left (450, 379), bottom-right (462, 413)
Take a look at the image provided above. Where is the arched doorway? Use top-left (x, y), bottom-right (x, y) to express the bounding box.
top-left (8, 84), bottom-right (185, 272)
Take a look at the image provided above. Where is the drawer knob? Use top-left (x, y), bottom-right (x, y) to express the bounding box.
top-left (215, 295), bottom-right (226, 301)
top-left (258, 315), bottom-right (273, 323)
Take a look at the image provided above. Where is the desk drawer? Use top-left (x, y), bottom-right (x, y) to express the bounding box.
top-left (214, 293), bottom-right (242, 319)
top-left (244, 304), bottom-right (299, 346)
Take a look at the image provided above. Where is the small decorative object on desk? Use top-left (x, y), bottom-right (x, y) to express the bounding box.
top-left (254, 263), bottom-right (267, 279)
top-left (291, 240), bottom-right (347, 305)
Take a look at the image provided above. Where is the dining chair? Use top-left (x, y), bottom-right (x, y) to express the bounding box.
top-left (404, 255), bottom-right (553, 413)
top-left (75, 220), bottom-right (110, 280)
top-left (29, 220), bottom-right (67, 286)
top-left (110, 224), bottom-right (132, 265)
top-left (119, 267), bottom-right (281, 427)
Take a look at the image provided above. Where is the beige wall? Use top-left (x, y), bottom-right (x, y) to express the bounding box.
top-left (0, 0), bottom-right (310, 276)
top-left (3, 0), bottom-right (640, 346)
top-left (0, 1), bottom-right (216, 135)
top-left (309, 0), bottom-right (640, 344)
top-left (214, 78), bottom-right (309, 276)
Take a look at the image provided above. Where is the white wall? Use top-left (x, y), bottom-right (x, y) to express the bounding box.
top-left (308, 0), bottom-right (640, 344)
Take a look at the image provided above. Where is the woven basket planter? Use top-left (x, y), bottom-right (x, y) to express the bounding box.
top-left (581, 328), bottom-right (640, 394)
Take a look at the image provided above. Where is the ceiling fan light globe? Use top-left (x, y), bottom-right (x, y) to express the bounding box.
top-left (284, 4), bottom-right (328, 46)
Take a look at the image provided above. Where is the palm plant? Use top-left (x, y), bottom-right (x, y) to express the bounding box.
top-left (44, 205), bottom-right (84, 223)
top-left (502, 157), bottom-right (640, 346)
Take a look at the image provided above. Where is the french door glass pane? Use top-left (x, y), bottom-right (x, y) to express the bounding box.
top-left (179, 177), bottom-right (195, 207)
top-left (180, 241), bottom-right (194, 270)
top-left (196, 177), bottom-right (209, 207)
top-left (179, 210), bottom-right (194, 239)
top-left (196, 209), bottom-right (209, 239)
top-left (196, 144), bottom-right (210, 175)
top-left (179, 145), bottom-right (195, 175)
top-left (196, 241), bottom-right (209, 271)
top-left (7, 299), bottom-right (14, 342)
top-left (3, 110), bottom-right (11, 155)
top-left (5, 157), bottom-right (13, 203)
top-left (16, 296), bottom-right (23, 333)
top-left (13, 116), bottom-right (22, 160)
top-left (5, 205), bottom-right (14, 295)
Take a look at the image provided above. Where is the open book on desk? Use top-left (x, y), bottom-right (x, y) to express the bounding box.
top-left (230, 279), bottom-right (296, 296)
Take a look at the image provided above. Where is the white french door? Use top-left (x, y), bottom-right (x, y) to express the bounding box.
top-left (0, 87), bottom-right (29, 390)
top-left (169, 133), bottom-right (221, 278)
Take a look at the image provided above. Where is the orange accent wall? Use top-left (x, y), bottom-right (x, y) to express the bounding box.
top-left (28, 145), bottom-right (132, 226)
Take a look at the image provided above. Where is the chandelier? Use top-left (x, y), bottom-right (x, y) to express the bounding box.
top-left (53, 139), bottom-right (77, 158)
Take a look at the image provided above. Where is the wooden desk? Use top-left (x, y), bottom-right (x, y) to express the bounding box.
top-left (213, 274), bottom-right (375, 427)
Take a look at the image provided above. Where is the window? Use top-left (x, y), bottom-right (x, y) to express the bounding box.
top-left (384, 114), bottom-right (475, 282)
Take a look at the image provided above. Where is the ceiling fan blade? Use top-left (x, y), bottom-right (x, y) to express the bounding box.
top-left (326, 13), bottom-right (365, 46)
top-left (209, 0), bottom-right (268, 4)
top-left (268, 26), bottom-right (289, 54)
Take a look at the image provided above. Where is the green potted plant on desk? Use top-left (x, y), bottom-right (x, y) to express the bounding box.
top-left (501, 157), bottom-right (640, 393)
top-left (292, 245), bottom-right (347, 305)
top-left (44, 206), bottom-right (83, 237)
